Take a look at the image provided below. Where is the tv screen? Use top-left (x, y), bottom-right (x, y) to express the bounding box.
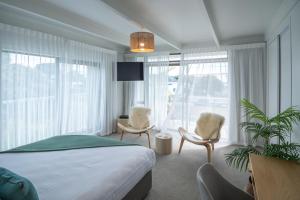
top-left (117, 62), bottom-right (144, 81)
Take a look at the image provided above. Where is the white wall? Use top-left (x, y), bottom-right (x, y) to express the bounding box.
top-left (291, 2), bottom-right (300, 143)
top-left (267, 37), bottom-right (279, 117)
top-left (266, 1), bottom-right (300, 143)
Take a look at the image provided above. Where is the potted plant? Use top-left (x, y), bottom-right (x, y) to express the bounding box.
top-left (225, 99), bottom-right (300, 172)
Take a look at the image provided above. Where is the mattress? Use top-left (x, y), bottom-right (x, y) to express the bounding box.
top-left (0, 145), bottom-right (156, 200)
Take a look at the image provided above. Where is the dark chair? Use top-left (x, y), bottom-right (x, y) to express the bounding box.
top-left (197, 163), bottom-right (254, 200)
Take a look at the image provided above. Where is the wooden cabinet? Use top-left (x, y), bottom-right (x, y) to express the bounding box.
top-left (250, 154), bottom-right (300, 200)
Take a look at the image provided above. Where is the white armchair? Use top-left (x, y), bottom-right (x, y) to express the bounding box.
top-left (178, 113), bottom-right (225, 162)
top-left (118, 107), bottom-right (154, 148)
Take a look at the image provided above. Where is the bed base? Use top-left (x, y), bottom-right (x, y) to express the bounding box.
top-left (122, 170), bottom-right (152, 200)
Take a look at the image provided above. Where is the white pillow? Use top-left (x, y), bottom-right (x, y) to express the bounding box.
top-left (128, 107), bottom-right (151, 129)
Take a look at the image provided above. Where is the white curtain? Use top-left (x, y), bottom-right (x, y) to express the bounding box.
top-left (0, 23), bottom-right (117, 150)
top-left (228, 46), bottom-right (266, 145)
top-left (163, 51), bottom-right (229, 141)
top-left (125, 47), bottom-right (266, 145)
top-left (145, 55), bottom-right (169, 129)
top-left (123, 56), bottom-right (144, 115)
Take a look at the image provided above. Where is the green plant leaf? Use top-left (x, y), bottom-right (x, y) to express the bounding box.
top-left (225, 146), bottom-right (261, 172)
top-left (263, 143), bottom-right (300, 161)
top-left (225, 99), bottom-right (300, 172)
top-left (241, 99), bottom-right (268, 124)
top-left (270, 107), bottom-right (300, 133)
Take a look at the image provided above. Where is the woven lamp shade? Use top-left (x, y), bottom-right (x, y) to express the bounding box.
top-left (130, 32), bottom-right (154, 53)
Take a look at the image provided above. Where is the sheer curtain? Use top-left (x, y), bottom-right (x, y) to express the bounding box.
top-left (163, 51), bottom-right (229, 141)
top-left (123, 56), bottom-right (144, 114)
top-left (144, 55), bottom-right (169, 129)
top-left (59, 41), bottom-right (117, 135)
top-left (228, 46), bottom-right (266, 145)
top-left (0, 23), bottom-right (117, 150)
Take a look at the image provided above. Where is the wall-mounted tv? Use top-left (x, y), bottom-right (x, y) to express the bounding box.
top-left (117, 62), bottom-right (144, 81)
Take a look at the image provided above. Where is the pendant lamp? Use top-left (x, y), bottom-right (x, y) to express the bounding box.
top-left (130, 32), bottom-right (154, 53)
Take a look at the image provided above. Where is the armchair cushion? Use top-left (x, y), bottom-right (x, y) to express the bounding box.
top-left (117, 122), bottom-right (153, 134)
top-left (195, 113), bottom-right (224, 140)
top-left (128, 107), bottom-right (151, 129)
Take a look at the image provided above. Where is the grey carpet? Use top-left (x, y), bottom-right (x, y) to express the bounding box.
top-left (108, 132), bottom-right (250, 200)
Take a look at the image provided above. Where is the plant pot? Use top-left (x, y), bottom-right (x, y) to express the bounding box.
top-left (245, 176), bottom-right (254, 197)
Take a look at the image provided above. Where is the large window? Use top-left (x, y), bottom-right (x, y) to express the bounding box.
top-left (1, 51), bottom-right (109, 150)
top-left (0, 23), bottom-right (117, 151)
top-left (167, 62), bottom-right (229, 140)
top-left (167, 52), bottom-right (229, 142)
top-left (143, 52), bottom-right (229, 142)
top-left (1, 52), bottom-right (58, 145)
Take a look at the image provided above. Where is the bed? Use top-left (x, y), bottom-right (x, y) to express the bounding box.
top-left (0, 137), bottom-right (156, 200)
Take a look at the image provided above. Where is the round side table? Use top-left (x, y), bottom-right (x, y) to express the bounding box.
top-left (155, 133), bottom-right (172, 155)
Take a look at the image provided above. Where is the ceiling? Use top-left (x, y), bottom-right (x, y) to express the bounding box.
top-left (209, 0), bottom-right (284, 42)
top-left (0, 0), bottom-right (284, 52)
top-left (102, 0), bottom-right (215, 48)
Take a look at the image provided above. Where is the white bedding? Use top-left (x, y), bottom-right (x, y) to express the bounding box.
top-left (0, 146), bottom-right (156, 200)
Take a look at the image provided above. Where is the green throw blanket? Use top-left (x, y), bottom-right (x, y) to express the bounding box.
top-left (0, 167), bottom-right (39, 200)
top-left (1, 135), bottom-right (138, 153)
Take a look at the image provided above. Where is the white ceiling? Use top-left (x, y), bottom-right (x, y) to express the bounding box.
top-left (209, 0), bottom-right (284, 42)
top-left (0, 0), bottom-right (285, 52)
top-left (43, 0), bottom-right (168, 45)
top-left (102, 0), bottom-right (215, 45)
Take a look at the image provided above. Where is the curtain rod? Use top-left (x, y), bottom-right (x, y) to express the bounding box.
top-left (125, 42), bottom-right (266, 57)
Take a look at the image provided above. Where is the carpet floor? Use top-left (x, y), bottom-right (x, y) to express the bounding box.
top-left (108, 132), bottom-right (250, 200)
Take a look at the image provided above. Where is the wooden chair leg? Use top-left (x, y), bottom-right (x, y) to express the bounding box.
top-left (205, 143), bottom-right (212, 163)
top-left (120, 130), bottom-right (124, 141)
top-left (178, 137), bottom-right (185, 154)
top-left (146, 131), bottom-right (151, 148)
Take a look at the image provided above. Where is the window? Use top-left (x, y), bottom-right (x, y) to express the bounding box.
top-left (1, 52), bottom-right (58, 148)
top-left (128, 52), bottom-right (229, 141)
top-left (165, 52), bottom-right (230, 142)
top-left (167, 66), bottom-right (180, 112)
top-left (1, 51), bottom-right (106, 150)
top-left (0, 23), bottom-right (117, 150)
top-left (59, 62), bottom-right (90, 133)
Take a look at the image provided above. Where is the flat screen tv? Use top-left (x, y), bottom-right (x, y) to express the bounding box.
top-left (117, 62), bottom-right (144, 81)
